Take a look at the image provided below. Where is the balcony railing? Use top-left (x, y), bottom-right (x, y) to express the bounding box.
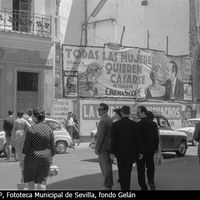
top-left (0, 8), bottom-right (52, 37)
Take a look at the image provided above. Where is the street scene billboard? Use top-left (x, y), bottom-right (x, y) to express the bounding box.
top-left (79, 100), bottom-right (183, 136)
top-left (63, 45), bottom-right (192, 101)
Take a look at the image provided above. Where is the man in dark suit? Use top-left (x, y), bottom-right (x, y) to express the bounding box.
top-left (164, 60), bottom-right (183, 100)
top-left (111, 105), bottom-right (142, 190)
top-left (3, 110), bottom-right (14, 160)
top-left (136, 106), bottom-right (159, 190)
top-left (95, 103), bottom-right (113, 190)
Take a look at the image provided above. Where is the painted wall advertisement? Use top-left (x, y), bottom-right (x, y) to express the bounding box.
top-left (79, 100), bottom-right (183, 136)
top-left (63, 45), bottom-right (192, 101)
top-left (52, 99), bottom-right (73, 124)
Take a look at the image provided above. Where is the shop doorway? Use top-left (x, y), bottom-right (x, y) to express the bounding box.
top-left (17, 71), bottom-right (38, 112)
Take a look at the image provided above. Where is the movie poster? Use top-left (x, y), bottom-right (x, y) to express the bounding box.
top-left (63, 71), bottom-right (78, 97)
top-left (62, 45), bottom-right (192, 101)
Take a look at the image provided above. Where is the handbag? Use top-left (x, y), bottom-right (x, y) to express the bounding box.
top-left (48, 165), bottom-right (59, 177)
top-left (89, 142), bottom-right (95, 149)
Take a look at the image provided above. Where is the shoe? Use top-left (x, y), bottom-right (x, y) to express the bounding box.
top-left (15, 157), bottom-right (19, 162)
top-left (149, 183), bottom-right (155, 190)
top-left (101, 186), bottom-right (112, 190)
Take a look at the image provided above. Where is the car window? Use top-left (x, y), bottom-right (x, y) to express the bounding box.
top-left (153, 118), bottom-right (158, 125)
top-left (159, 118), bottom-right (171, 129)
top-left (45, 121), bottom-right (62, 131)
top-left (186, 120), bottom-right (199, 127)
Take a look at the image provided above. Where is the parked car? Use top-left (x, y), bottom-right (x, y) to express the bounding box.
top-left (89, 113), bottom-right (188, 157)
top-left (176, 118), bottom-right (200, 146)
top-left (0, 131), bottom-right (7, 156)
top-left (0, 118), bottom-right (73, 157)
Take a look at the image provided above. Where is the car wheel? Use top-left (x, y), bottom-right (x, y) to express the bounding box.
top-left (3, 145), bottom-right (7, 157)
top-left (192, 140), bottom-right (198, 146)
top-left (55, 141), bottom-right (68, 154)
top-left (176, 141), bottom-right (187, 157)
top-left (0, 144), bottom-right (7, 157)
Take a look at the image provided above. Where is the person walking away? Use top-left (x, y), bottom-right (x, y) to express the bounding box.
top-left (193, 121), bottom-right (200, 164)
top-left (147, 111), bottom-right (163, 166)
top-left (95, 103), bottom-right (113, 190)
top-left (64, 112), bottom-right (75, 148)
top-left (112, 108), bottom-right (122, 122)
top-left (19, 107), bottom-right (55, 190)
top-left (112, 108), bottom-right (122, 183)
top-left (24, 108), bottom-right (34, 125)
top-left (111, 105), bottom-right (142, 190)
top-left (136, 106), bottom-right (159, 190)
top-left (3, 110), bottom-right (15, 160)
top-left (72, 113), bottom-right (81, 146)
top-left (11, 111), bottom-right (30, 161)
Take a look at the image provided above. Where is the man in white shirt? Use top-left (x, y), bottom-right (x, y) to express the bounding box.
top-left (64, 112), bottom-right (75, 147)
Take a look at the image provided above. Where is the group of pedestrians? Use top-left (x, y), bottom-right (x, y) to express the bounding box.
top-left (3, 108), bottom-right (55, 190)
top-left (94, 103), bottom-right (160, 191)
top-left (3, 110), bottom-right (31, 161)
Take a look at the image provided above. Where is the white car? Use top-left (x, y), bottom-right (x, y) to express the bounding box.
top-left (0, 118), bottom-right (73, 156)
top-left (0, 131), bottom-right (6, 156)
top-left (176, 118), bottom-right (200, 146)
top-left (89, 114), bottom-right (188, 157)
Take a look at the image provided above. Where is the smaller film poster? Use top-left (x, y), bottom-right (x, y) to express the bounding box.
top-left (63, 71), bottom-right (78, 97)
top-left (183, 83), bottom-right (192, 101)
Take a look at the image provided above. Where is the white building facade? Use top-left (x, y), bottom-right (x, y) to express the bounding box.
top-left (0, 0), bottom-right (60, 127)
top-left (61, 0), bottom-right (189, 56)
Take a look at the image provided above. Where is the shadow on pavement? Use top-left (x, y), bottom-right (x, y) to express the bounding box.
top-left (81, 158), bottom-right (99, 163)
top-left (0, 159), bottom-right (18, 163)
top-left (162, 153), bottom-right (176, 159)
top-left (82, 154), bottom-right (177, 163)
top-left (47, 155), bottom-right (200, 190)
top-left (47, 170), bottom-right (121, 190)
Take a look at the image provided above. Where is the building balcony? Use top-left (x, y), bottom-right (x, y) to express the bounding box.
top-left (0, 8), bottom-right (52, 37)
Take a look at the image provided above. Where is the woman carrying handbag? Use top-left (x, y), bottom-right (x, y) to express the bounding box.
top-left (19, 107), bottom-right (55, 190)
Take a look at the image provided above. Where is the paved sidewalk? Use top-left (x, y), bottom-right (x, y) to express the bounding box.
top-left (0, 145), bottom-right (199, 190)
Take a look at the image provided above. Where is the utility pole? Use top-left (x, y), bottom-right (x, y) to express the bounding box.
top-left (120, 26), bottom-right (125, 46)
top-left (82, 0), bottom-right (108, 46)
top-left (166, 36), bottom-right (169, 55)
top-left (84, 0), bottom-right (88, 46)
top-left (190, 0), bottom-right (200, 116)
top-left (147, 30), bottom-right (149, 49)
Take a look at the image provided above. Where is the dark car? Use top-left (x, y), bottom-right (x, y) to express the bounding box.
top-left (89, 113), bottom-right (188, 157)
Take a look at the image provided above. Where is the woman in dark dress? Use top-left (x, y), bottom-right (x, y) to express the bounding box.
top-left (19, 107), bottom-right (55, 190)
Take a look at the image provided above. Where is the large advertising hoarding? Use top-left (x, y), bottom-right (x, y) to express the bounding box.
top-left (63, 45), bottom-right (192, 101)
top-left (79, 100), bottom-right (183, 136)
